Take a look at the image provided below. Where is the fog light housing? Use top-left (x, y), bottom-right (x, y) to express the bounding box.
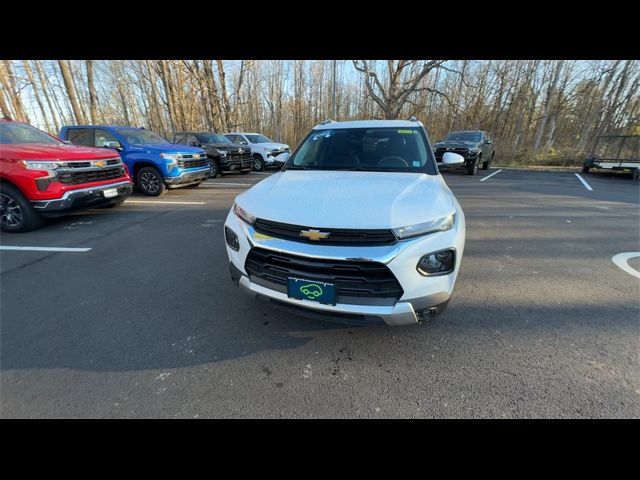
top-left (35, 177), bottom-right (52, 192)
top-left (417, 249), bottom-right (455, 276)
top-left (225, 226), bottom-right (240, 251)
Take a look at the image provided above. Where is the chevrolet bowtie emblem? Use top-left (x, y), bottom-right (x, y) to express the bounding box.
top-left (94, 160), bottom-right (106, 167)
top-left (299, 229), bottom-right (330, 241)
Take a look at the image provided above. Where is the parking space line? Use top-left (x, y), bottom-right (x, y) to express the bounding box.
top-left (574, 173), bottom-right (593, 191)
top-left (125, 200), bottom-right (206, 205)
top-left (0, 246), bottom-right (92, 252)
top-left (612, 252), bottom-right (640, 279)
top-left (479, 169), bottom-right (503, 182)
top-left (200, 183), bottom-right (251, 187)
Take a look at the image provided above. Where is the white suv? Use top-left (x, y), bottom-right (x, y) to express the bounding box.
top-left (223, 132), bottom-right (290, 172)
top-left (223, 119), bottom-right (467, 326)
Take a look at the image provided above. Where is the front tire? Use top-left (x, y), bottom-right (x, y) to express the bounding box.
top-left (633, 169), bottom-right (640, 181)
top-left (253, 154), bottom-right (265, 172)
top-left (208, 158), bottom-right (220, 178)
top-left (482, 152), bottom-right (493, 170)
top-left (137, 166), bottom-right (166, 196)
top-left (467, 158), bottom-right (478, 175)
top-left (0, 183), bottom-right (44, 232)
top-left (582, 164), bottom-right (590, 173)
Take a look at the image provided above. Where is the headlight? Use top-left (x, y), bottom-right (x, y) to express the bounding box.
top-left (417, 249), bottom-right (455, 276)
top-left (393, 213), bottom-right (455, 239)
top-left (21, 160), bottom-right (67, 170)
top-left (233, 203), bottom-right (256, 225)
top-left (160, 153), bottom-right (180, 162)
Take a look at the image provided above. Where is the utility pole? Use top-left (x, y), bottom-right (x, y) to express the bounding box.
top-left (332, 60), bottom-right (337, 120)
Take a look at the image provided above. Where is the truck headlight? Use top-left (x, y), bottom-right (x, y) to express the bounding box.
top-left (160, 153), bottom-right (180, 162)
top-left (393, 213), bottom-right (455, 239)
top-left (21, 160), bottom-right (67, 170)
top-left (417, 249), bottom-right (455, 276)
top-left (233, 203), bottom-right (256, 225)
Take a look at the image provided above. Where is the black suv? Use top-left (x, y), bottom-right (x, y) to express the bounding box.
top-left (173, 132), bottom-right (253, 177)
top-left (433, 131), bottom-right (495, 175)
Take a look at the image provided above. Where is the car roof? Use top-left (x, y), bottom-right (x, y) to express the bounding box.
top-left (313, 119), bottom-right (424, 130)
top-left (62, 125), bottom-right (144, 130)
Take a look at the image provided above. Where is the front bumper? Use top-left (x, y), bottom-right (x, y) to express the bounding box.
top-left (221, 160), bottom-right (253, 172)
top-left (31, 180), bottom-right (133, 212)
top-left (165, 167), bottom-right (209, 186)
top-left (224, 206), bottom-right (465, 326)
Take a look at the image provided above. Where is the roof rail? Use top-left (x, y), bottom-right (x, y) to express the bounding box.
top-left (319, 119), bottom-right (336, 125)
top-left (407, 115), bottom-right (418, 122)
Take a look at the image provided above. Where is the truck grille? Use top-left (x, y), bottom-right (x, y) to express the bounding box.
top-left (245, 247), bottom-right (404, 301)
top-left (228, 152), bottom-right (253, 163)
top-left (65, 158), bottom-right (121, 169)
top-left (253, 218), bottom-right (397, 246)
top-left (57, 166), bottom-right (125, 185)
top-left (178, 158), bottom-right (208, 169)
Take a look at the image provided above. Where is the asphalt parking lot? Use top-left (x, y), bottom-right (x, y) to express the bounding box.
top-left (1, 167), bottom-right (638, 418)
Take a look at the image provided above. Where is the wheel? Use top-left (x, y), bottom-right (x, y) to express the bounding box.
top-left (137, 166), bottom-right (166, 196)
top-left (467, 158), bottom-right (478, 175)
top-left (633, 169), bottom-right (640, 181)
top-left (240, 170), bottom-right (250, 175)
top-left (582, 164), bottom-right (590, 173)
top-left (208, 158), bottom-right (220, 178)
top-left (100, 198), bottom-right (126, 208)
top-left (482, 153), bottom-right (492, 170)
top-left (253, 154), bottom-right (265, 172)
top-left (0, 182), bottom-right (44, 232)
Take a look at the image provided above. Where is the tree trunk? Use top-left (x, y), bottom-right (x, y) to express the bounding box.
top-left (58, 60), bottom-right (86, 124)
top-left (86, 60), bottom-right (98, 123)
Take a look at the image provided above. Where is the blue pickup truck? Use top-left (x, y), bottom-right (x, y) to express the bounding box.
top-left (59, 125), bottom-right (209, 196)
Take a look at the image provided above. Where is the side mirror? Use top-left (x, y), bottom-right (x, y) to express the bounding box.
top-left (190, 141), bottom-right (201, 147)
top-left (275, 152), bottom-right (290, 163)
top-left (442, 152), bottom-right (465, 165)
top-left (104, 141), bottom-right (123, 151)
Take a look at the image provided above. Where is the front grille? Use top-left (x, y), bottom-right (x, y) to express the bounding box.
top-left (178, 158), bottom-right (208, 169)
top-left (228, 152), bottom-right (253, 163)
top-left (64, 158), bottom-right (121, 169)
top-left (57, 166), bottom-right (125, 185)
top-left (245, 247), bottom-right (404, 301)
top-left (253, 218), bottom-right (397, 246)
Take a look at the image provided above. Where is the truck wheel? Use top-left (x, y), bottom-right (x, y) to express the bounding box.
top-left (582, 164), bottom-right (590, 173)
top-left (633, 169), bottom-right (640, 181)
top-left (209, 158), bottom-right (220, 178)
top-left (482, 153), bottom-right (493, 170)
top-left (253, 154), bottom-right (265, 172)
top-left (467, 158), bottom-right (478, 175)
top-left (137, 167), bottom-right (166, 196)
top-left (0, 183), bottom-right (44, 232)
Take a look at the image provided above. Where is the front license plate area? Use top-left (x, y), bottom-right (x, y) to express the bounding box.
top-left (287, 277), bottom-right (336, 305)
top-left (103, 188), bottom-right (118, 198)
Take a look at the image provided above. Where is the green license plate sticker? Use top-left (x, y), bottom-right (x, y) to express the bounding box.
top-left (287, 277), bottom-right (336, 305)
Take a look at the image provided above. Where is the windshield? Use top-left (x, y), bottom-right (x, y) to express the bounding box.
top-left (115, 128), bottom-right (169, 145)
top-left (196, 133), bottom-right (232, 144)
top-left (443, 131), bottom-right (482, 142)
top-left (245, 134), bottom-right (272, 144)
top-left (0, 122), bottom-right (61, 145)
top-left (285, 127), bottom-right (436, 174)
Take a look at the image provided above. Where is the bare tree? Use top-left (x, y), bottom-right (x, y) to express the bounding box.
top-left (58, 60), bottom-right (85, 124)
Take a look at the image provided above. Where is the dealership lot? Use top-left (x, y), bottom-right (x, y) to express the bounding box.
top-left (1, 168), bottom-right (638, 418)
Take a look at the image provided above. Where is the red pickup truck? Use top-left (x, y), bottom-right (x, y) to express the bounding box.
top-left (0, 119), bottom-right (133, 232)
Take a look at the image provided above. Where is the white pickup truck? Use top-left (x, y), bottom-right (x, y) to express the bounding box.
top-left (223, 132), bottom-right (290, 172)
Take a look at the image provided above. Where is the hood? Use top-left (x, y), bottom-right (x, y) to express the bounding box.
top-left (434, 140), bottom-right (480, 149)
top-left (128, 143), bottom-right (205, 155)
top-left (235, 170), bottom-right (455, 229)
top-left (202, 142), bottom-right (248, 152)
top-left (0, 143), bottom-right (121, 161)
top-left (256, 142), bottom-right (289, 150)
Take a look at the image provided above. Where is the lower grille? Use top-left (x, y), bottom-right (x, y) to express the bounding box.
top-left (57, 166), bottom-right (125, 185)
top-left (228, 153), bottom-right (253, 163)
top-left (178, 158), bottom-right (208, 169)
top-left (253, 218), bottom-right (397, 246)
top-left (245, 247), bottom-right (404, 301)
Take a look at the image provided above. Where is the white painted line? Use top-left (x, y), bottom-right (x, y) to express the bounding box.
top-left (479, 169), bottom-right (503, 182)
top-left (125, 200), bottom-right (205, 205)
top-left (253, 172), bottom-right (274, 175)
top-left (612, 252), bottom-right (640, 280)
top-left (0, 246), bottom-right (92, 252)
top-left (574, 173), bottom-right (593, 191)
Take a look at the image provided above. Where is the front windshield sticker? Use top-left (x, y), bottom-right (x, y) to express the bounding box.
top-left (413, 161), bottom-right (421, 167)
top-left (397, 130), bottom-right (414, 134)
